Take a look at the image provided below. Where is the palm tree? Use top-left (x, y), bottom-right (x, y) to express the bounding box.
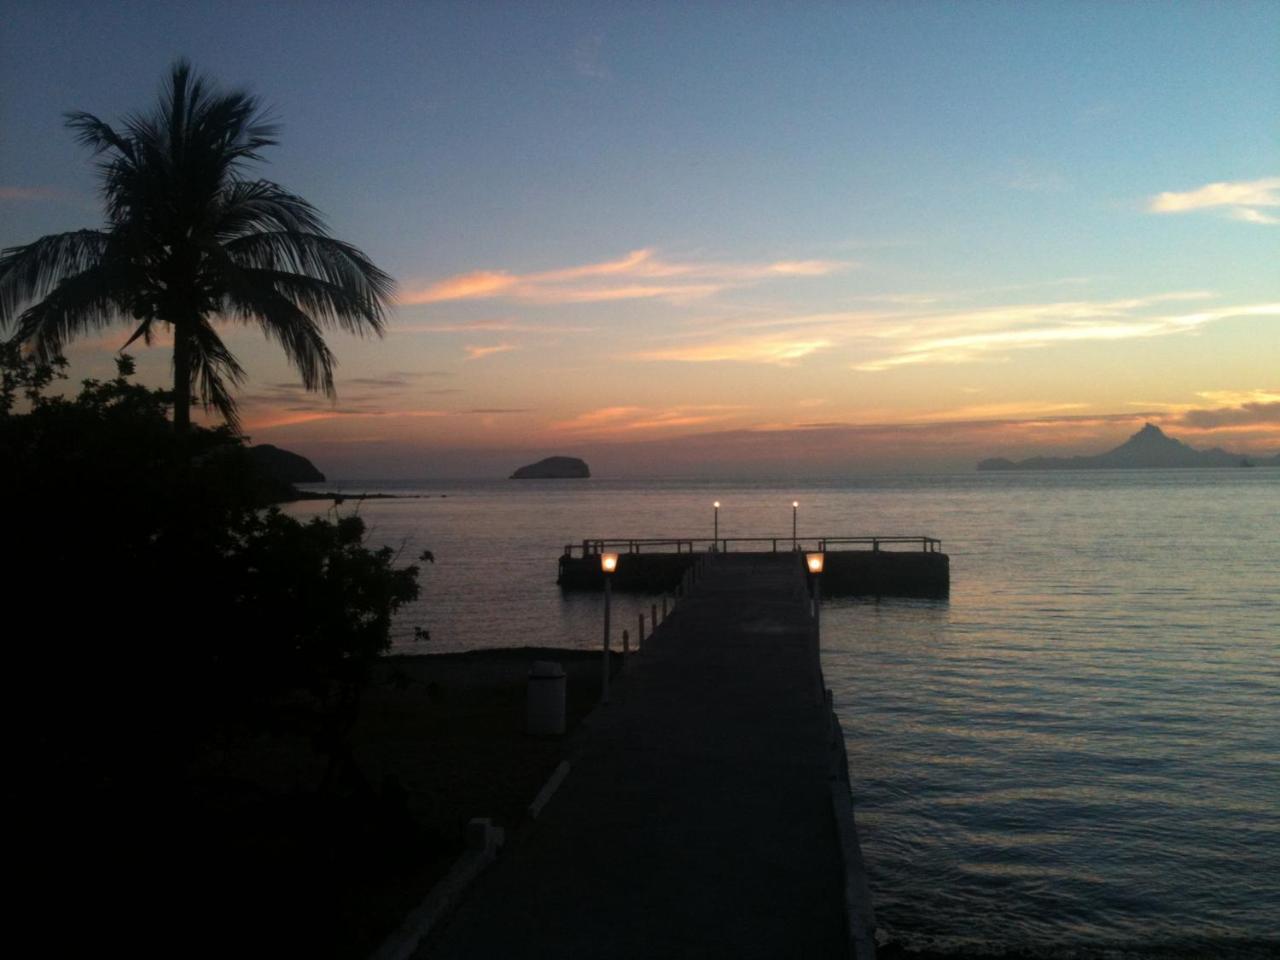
top-left (0, 60), bottom-right (394, 432)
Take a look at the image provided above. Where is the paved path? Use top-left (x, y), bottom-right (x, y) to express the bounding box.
top-left (425, 553), bottom-right (850, 959)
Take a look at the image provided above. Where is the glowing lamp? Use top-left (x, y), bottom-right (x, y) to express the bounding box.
top-left (713, 501), bottom-right (720, 508)
top-left (792, 501), bottom-right (798, 509)
top-left (601, 552), bottom-right (619, 574)
top-left (806, 552), bottom-right (825, 575)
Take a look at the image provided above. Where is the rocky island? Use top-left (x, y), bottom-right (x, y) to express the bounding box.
top-left (979, 423), bottom-right (1279, 471)
top-left (510, 456), bottom-right (591, 479)
top-left (248, 443), bottom-right (325, 483)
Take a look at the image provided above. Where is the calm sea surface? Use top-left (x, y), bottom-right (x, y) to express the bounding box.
top-left (287, 471), bottom-right (1280, 957)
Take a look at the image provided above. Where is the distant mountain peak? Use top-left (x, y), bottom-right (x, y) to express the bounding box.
top-left (1121, 423), bottom-right (1181, 448)
top-left (978, 422), bottom-right (1279, 471)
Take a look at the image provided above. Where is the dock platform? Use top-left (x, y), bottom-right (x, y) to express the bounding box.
top-left (424, 552), bottom-right (874, 959)
top-left (558, 535), bottom-right (949, 598)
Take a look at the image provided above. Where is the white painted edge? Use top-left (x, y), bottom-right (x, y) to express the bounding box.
top-left (527, 760), bottom-right (571, 819)
top-left (369, 820), bottom-right (504, 960)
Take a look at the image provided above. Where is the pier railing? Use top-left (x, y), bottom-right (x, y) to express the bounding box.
top-left (563, 535), bottom-right (942, 557)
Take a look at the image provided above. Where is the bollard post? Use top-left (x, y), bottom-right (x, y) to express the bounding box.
top-left (602, 574), bottom-right (612, 704)
top-left (814, 573), bottom-right (822, 638)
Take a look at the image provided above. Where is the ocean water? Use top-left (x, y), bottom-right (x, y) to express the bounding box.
top-left (286, 471), bottom-right (1280, 957)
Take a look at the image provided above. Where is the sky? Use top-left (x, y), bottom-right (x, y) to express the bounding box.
top-left (2, 1), bottom-right (1278, 478)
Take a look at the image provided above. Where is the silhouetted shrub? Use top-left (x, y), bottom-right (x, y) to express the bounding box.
top-left (3, 347), bottom-right (421, 867)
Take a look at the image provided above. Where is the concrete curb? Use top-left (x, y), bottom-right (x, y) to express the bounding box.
top-left (371, 738), bottom-right (577, 958)
top-left (527, 761), bottom-right (571, 819)
top-left (370, 818), bottom-right (504, 960)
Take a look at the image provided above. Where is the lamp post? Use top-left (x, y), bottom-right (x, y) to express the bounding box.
top-left (806, 551), bottom-right (825, 634)
top-left (601, 552), bottom-right (618, 703)
top-left (792, 500), bottom-right (799, 551)
top-left (713, 501), bottom-right (720, 551)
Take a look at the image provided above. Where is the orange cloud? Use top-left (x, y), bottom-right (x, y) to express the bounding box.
top-left (399, 248), bottom-right (849, 306)
top-left (550, 403), bottom-right (747, 436)
top-left (0, 185), bottom-right (62, 201)
top-left (393, 318), bottom-right (593, 334)
top-left (244, 408), bottom-right (449, 431)
top-left (402, 271), bottom-right (518, 303)
top-left (638, 334), bottom-right (835, 365)
top-left (464, 343), bottom-right (517, 360)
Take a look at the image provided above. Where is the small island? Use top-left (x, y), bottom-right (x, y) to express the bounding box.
top-left (510, 456), bottom-right (591, 479)
top-left (248, 443), bottom-right (325, 483)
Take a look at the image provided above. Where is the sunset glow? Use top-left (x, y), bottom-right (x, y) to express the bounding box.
top-left (3, 3), bottom-right (1277, 477)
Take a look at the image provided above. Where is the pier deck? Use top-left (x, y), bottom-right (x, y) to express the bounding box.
top-left (557, 535), bottom-right (949, 598)
top-left (425, 553), bottom-right (864, 959)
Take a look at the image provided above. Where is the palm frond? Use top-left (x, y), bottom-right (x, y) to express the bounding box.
top-left (64, 112), bottom-right (134, 160)
top-left (185, 319), bottom-right (247, 431)
top-left (119, 317), bottom-right (155, 351)
top-left (0, 231), bottom-right (111, 327)
top-left (202, 246), bottom-right (337, 395)
top-left (12, 263), bottom-right (131, 361)
top-left (210, 180), bottom-right (327, 238)
top-left (241, 293), bottom-right (337, 398)
top-left (222, 231), bottom-right (394, 334)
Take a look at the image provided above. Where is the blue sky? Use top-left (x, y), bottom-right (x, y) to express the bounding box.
top-left (2, 1), bottom-right (1278, 477)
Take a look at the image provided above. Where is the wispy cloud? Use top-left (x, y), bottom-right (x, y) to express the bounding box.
top-left (244, 409), bottom-right (449, 431)
top-left (628, 290), bottom-right (1272, 373)
top-left (1231, 207), bottom-right (1280, 225)
top-left (464, 343), bottom-right (517, 360)
top-left (0, 185), bottom-right (96, 211)
top-left (926, 401), bottom-right (1090, 422)
top-left (1179, 401), bottom-right (1280, 430)
top-left (550, 403), bottom-right (748, 436)
top-left (1, 185), bottom-right (62, 202)
top-left (392, 318), bottom-right (594, 335)
top-left (400, 248), bottom-right (849, 306)
top-left (1147, 176), bottom-right (1280, 224)
top-left (853, 297), bottom-right (1278, 371)
top-left (638, 333), bottom-right (836, 366)
top-left (1132, 389), bottom-right (1280, 432)
top-left (239, 372), bottom-right (458, 429)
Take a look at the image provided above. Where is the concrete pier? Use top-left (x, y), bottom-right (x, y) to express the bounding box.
top-left (558, 536), bottom-right (949, 598)
top-left (425, 552), bottom-right (873, 959)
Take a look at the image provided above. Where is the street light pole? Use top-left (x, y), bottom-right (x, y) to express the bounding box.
top-left (792, 500), bottom-right (798, 551)
top-left (601, 552), bottom-right (618, 703)
top-left (713, 500), bottom-right (720, 551)
top-left (806, 551), bottom-right (825, 636)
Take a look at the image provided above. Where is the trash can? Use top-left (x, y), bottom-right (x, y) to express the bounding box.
top-left (526, 660), bottom-right (566, 736)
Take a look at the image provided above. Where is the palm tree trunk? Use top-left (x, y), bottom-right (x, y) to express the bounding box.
top-left (172, 324), bottom-right (191, 433)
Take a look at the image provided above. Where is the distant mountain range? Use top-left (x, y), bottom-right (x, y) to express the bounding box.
top-left (978, 423), bottom-right (1280, 471)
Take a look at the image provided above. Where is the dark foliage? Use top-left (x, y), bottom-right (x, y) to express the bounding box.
top-left (1, 351), bottom-right (422, 954)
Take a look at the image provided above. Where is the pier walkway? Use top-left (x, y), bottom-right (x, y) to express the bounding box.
top-left (425, 552), bottom-right (864, 959)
